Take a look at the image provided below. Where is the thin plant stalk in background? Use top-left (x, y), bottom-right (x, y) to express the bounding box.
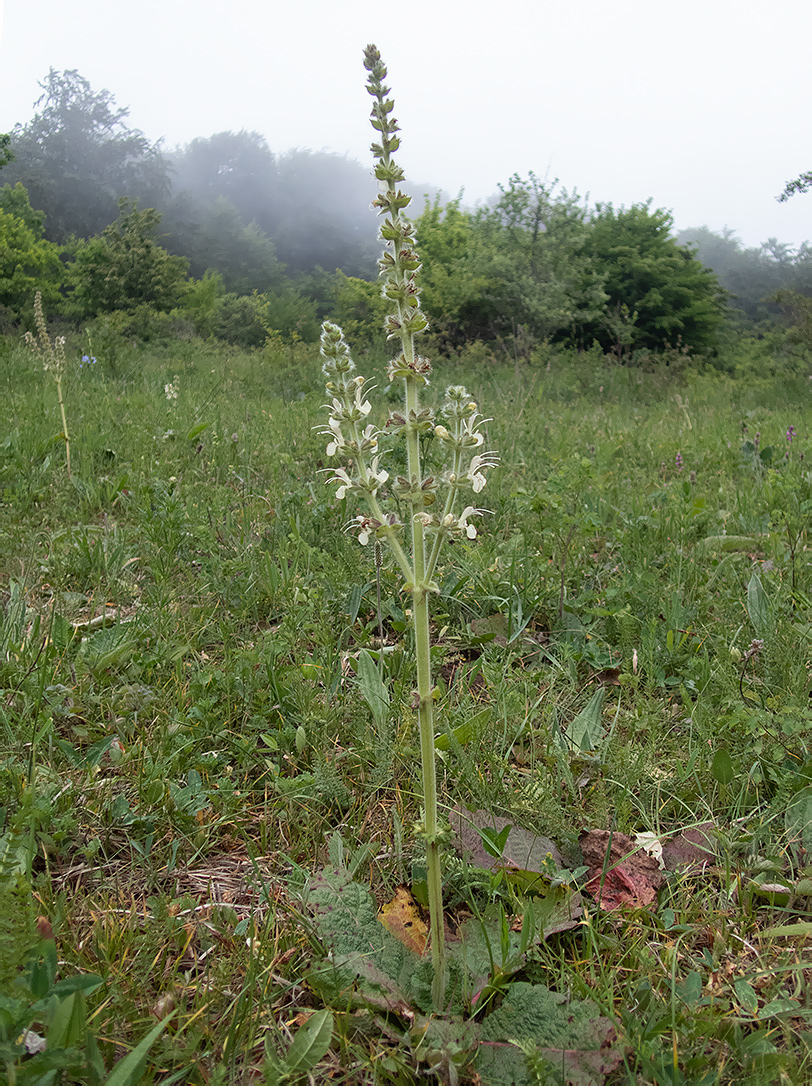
top-left (319, 45), bottom-right (497, 1009)
top-left (25, 291), bottom-right (71, 478)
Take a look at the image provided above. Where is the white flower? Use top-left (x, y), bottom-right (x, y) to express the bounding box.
top-left (325, 417), bottom-right (345, 457)
top-left (365, 456), bottom-right (389, 492)
top-left (353, 381), bottom-right (372, 417)
top-left (458, 505), bottom-right (481, 539)
top-left (467, 451), bottom-right (499, 493)
top-left (332, 466), bottom-right (354, 500)
top-left (353, 514), bottom-right (379, 545)
top-left (434, 424), bottom-right (451, 441)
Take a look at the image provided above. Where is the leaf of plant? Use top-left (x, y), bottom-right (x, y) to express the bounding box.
top-left (283, 1009), bottom-right (333, 1076)
top-left (478, 824), bottom-right (512, 859)
top-left (761, 921), bottom-right (812, 938)
top-left (356, 648), bottom-right (389, 728)
top-left (747, 571), bottom-right (771, 636)
top-left (733, 978), bottom-right (759, 1015)
top-left (785, 786), bottom-right (812, 858)
top-left (476, 981), bottom-right (622, 1085)
top-left (47, 990), bottom-right (87, 1050)
top-left (103, 1011), bottom-right (175, 1086)
top-left (579, 829), bottom-right (664, 910)
top-left (451, 806), bottom-right (563, 871)
top-left (675, 970), bottom-right (703, 1006)
top-left (434, 707), bottom-right (491, 751)
top-left (564, 688), bottom-right (606, 752)
top-left (378, 887), bottom-right (428, 955)
top-left (711, 748), bottom-right (735, 786)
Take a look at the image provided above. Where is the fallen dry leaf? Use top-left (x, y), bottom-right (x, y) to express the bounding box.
top-left (580, 829), bottom-right (664, 910)
top-left (378, 886), bottom-right (428, 955)
top-left (662, 823), bottom-right (717, 873)
top-left (451, 806), bottom-right (563, 871)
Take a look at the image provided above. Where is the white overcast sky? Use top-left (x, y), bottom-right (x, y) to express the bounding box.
top-left (0, 0), bottom-right (810, 249)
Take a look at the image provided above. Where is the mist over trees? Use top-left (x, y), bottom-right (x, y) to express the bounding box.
top-left (2, 69), bottom-right (169, 242)
top-left (676, 226), bottom-right (812, 323)
top-left (1, 67), bottom-right (810, 364)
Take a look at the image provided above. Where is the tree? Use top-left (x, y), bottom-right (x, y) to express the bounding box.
top-left (272, 149), bottom-right (379, 275)
top-left (70, 200), bottom-right (188, 316)
top-left (678, 226), bottom-right (812, 324)
top-left (778, 171), bottom-right (812, 202)
top-left (584, 203), bottom-right (725, 354)
top-left (0, 197), bottom-right (63, 322)
top-left (4, 69), bottom-right (169, 242)
top-left (169, 130), bottom-right (279, 236)
top-left (180, 196), bottom-right (286, 294)
top-left (0, 134), bottom-right (12, 172)
top-left (0, 182), bottom-right (46, 235)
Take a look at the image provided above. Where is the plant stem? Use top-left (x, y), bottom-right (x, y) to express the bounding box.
top-left (55, 375), bottom-right (71, 477)
top-left (403, 372), bottom-right (445, 1008)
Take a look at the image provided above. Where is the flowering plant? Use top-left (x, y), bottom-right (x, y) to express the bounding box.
top-left (319, 46), bottom-right (497, 1008)
top-left (25, 291), bottom-right (71, 477)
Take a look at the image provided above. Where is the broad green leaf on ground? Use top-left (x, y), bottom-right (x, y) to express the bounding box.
top-left (711, 747), bottom-right (735, 785)
top-left (305, 867), bottom-right (417, 1013)
top-left (563, 688), bottom-right (606, 752)
top-left (747, 571), bottom-right (771, 636)
top-left (453, 892), bottom-right (582, 1006)
top-left (785, 786), bottom-right (812, 858)
top-left (476, 981), bottom-right (623, 1085)
top-left (355, 648), bottom-right (389, 728)
top-left (282, 1009), bottom-right (333, 1076)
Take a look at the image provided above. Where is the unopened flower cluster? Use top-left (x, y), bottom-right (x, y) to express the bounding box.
top-left (320, 325), bottom-right (497, 544)
top-left (24, 291), bottom-right (66, 377)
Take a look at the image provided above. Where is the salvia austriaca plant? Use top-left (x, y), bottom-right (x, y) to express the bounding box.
top-left (319, 45), bottom-right (497, 1008)
top-left (25, 291), bottom-right (71, 477)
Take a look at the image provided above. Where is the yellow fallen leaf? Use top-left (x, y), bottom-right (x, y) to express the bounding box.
top-left (378, 886), bottom-right (428, 955)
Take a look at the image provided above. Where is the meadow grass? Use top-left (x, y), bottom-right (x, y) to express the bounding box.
top-left (1, 330), bottom-right (811, 1083)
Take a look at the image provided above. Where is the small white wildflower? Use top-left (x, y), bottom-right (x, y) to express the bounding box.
top-left (467, 451), bottom-right (499, 493)
top-left (365, 456), bottom-right (389, 492)
top-left (325, 417), bottom-right (345, 456)
top-left (332, 466), bottom-right (355, 500)
top-left (458, 506), bottom-right (480, 539)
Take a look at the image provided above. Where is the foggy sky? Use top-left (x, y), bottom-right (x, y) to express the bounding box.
top-left (0, 0), bottom-right (810, 250)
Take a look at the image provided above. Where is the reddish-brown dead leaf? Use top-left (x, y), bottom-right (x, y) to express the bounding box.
top-left (662, 823), bottom-right (717, 872)
top-left (378, 886), bottom-right (428, 955)
top-left (580, 829), bottom-right (664, 910)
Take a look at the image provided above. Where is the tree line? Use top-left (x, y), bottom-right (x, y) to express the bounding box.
top-left (1, 68), bottom-right (809, 361)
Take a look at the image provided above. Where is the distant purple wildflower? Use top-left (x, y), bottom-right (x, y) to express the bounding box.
top-left (786, 425), bottom-right (797, 444)
top-left (80, 354), bottom-right (97, 368)
top-left (675, 451), bottom-right (683, 473)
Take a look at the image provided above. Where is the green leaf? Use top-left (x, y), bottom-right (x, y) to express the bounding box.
top-left (283, 1008), bottom-right (333, 1075)
top-left (478, 824), bottom-right (512, 860)
top-left (47, 990), bottom-right (87, 1050)
top-left (747, 572), bottom-right (771, 636)
top-left (185, 421), bottom-right (210, 441)
top-left (103, 1012), bottom-right (175, 1086)
top-left (564, 688), bottom-right (606, 752)
top-left (676, 970), bottom-right (703, 1006)
top-left (761, 921), bottom-right (812, 938)
top-left (785, 786), bottom-right (812, 857)
top-left (711, 747), bottom-right (735, 785)
top-left (733, 978), bottom-right (759, 1015)
top-left (355, 649), bottom-right (389, 728)
top-left (435, 707), bottom-right (492, 751)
